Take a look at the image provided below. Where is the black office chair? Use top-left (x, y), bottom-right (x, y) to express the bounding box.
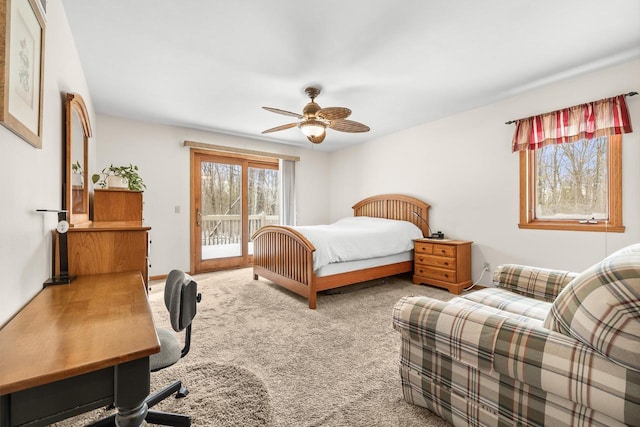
top-left (90, 270), bottom-right (202, 427)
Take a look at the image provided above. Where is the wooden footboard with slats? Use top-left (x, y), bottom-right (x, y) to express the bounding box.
top-left (252, 225), bottom-right (318, 307)
top-left (252, 194), bottom-right (430, 309)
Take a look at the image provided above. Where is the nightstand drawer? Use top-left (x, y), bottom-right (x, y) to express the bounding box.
top-left (415, 266), bottom-right (457, 283)
top-left (416, 255), bottom-right (455, 270)
top-left (432, 244), bottom-right (455, 257)
top-left (414, 242), bottom-right (434, 255)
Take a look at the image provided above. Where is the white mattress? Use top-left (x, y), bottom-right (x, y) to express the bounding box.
top-left (294, 217), bottom-right (423, 270)
top-left (315, 250), bottom-right (414, 277)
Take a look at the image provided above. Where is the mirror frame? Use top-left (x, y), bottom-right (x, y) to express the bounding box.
top-left (65, 93), bottom-right (93, 226)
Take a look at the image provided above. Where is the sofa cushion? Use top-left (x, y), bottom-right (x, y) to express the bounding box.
top-left (543, 244), bottom-right (640, 371)
top-left (461, 287), bottom-right (551, 321)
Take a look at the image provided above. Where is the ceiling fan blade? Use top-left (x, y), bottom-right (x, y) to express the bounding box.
top-left (307, 132), bottom-right (326, 144)
top-left (261, 122), bottom-right (298, 134)
top-left (262, 106), bottom-right (304, 119)
top-left (329, 119), bottom-right (370, 133)
top-left (317, 107), bottom-right (351, 121)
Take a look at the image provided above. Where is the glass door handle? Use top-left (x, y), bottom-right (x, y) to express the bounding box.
top-left (196, 208), bottom-right (202, 227)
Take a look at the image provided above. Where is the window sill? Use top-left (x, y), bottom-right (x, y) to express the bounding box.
top-left (518, 221), bottom-right (625, 232)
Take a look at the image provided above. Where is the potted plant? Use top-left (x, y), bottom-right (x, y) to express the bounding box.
top-left (71, 160), bottom-right (84, 186)
top-left (92, 164), bottom-right (146, 191)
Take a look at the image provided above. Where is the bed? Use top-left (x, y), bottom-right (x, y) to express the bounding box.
top-left (252, 194), bottom-right (430, 308)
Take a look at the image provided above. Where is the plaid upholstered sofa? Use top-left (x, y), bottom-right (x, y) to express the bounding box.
top-left (392, 243), bottom-right (640, 426)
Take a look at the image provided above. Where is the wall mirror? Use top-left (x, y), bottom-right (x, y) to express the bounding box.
top-left (65, 93), bottom-right (93, 226)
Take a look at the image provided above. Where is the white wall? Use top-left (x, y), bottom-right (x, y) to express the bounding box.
top-left (94, 116), bottom-right (331, 276)
top-left (0, 2), bottom-right (95, 325)
top-left (330, 59), bottom-right (640, 284)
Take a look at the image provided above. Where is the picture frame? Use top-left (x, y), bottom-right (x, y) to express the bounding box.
top-left (0, 0), bottom-right (46, 148)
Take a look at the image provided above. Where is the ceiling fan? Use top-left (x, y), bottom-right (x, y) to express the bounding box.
top-left (261, 87), bottom-right (370, 144)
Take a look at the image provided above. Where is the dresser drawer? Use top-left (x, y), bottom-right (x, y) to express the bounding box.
top-left (416, 255), bottom-right (455, 270)
top-left (415, 266), bottom-right (457, 283)
top-left (431, 244), bottom-right (455, 257)
top-left (414, 242), bottom-right (434, 255)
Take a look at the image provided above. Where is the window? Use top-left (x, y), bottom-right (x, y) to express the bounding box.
top-left (519, 134), bottom-right (623, 232)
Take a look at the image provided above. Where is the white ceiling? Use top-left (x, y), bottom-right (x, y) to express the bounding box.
top-left (61, 0), bottom-right (640, 152)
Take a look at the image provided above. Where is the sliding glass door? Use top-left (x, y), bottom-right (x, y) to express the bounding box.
top-left (247, 165), bottom-right (280, 255)
top-left (191, 151), bottom-right (279, 273)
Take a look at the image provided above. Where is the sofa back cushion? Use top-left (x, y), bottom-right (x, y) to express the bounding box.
top-left (543, 243), bottom-right (640, 371)
top-left (493, 264), bottom-right (578, 302)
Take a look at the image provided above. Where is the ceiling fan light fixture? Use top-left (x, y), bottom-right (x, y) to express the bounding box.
top-left (299, 120), bottom-right (326, 138)
top-left (262, 86), bottom-right (369, 144)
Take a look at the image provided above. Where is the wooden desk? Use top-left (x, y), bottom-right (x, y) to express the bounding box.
top-left (0, 272), bottom-right (160, 426)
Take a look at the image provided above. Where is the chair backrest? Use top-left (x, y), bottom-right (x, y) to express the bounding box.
top-left (164, 269), bottom-right (201, 357)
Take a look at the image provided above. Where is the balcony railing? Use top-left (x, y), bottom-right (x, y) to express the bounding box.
top-left (201, 213), bottom-right (279, 245)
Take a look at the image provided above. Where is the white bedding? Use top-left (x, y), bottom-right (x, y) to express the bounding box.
top-left (315, 251), bottom-right (413, 277)
top-left (293, 216), bottom-right (423, 271)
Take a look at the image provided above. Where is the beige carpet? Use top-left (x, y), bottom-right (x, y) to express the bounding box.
top-left (57, 268), bottom-right (454, 426)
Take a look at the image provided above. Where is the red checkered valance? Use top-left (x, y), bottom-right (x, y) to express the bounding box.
top-left (511, 94), bottom-right (633, 152)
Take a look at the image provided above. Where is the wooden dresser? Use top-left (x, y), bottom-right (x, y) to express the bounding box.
top-left (64, 189), bottom-right (151, 284)
top-left (413, 238), bottom-right (472, 294)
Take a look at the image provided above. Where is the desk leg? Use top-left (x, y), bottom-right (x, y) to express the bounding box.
top-left (1, 395), bottom-right (9, 426)
top-left (114, 357), bottom-right (150, 427)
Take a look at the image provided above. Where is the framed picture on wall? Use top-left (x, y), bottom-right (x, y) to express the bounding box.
top-left (0, 0), bottom-right (46, 148)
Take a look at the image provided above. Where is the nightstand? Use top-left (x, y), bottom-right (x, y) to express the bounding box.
top-left (413, 239), bottom-right (472, 294)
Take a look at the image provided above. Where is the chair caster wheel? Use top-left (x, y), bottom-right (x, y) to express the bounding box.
top-left (176, 387), bottom-right (189, 398)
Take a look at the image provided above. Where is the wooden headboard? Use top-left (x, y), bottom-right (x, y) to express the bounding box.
top-left (352, 194), bottom-right (430, 237)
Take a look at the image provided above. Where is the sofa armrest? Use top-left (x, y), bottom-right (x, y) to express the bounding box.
top-left (492, 264), bottom-right (578, 301)
top-left (493, 317), bottom-right (639, 425)
top-left (392, 296), bottom-right (510, 371)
